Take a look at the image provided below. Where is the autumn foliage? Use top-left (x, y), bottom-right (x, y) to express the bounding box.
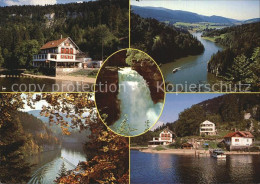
top-left (0, 93), bottom-right (129, 184)
top-left (57, 118), bottom-right (129, 184)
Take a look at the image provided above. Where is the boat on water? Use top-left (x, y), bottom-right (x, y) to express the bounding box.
top-left (172, 67), bottom-right (181, 73)
top-left (210, 149), bottom-right (226, 159)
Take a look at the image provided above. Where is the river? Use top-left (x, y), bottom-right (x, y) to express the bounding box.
top-left (161, 32), bottom-right (223, 92)
top-left (131, 150), bottom-right (260, 184)
top-left (0, 77), bottom-right (93, 92)
top-left (27, 143), bottom-right (86, 184)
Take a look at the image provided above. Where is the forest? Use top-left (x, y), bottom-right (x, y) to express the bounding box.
top-left (0, 110), bottom-right (60, 182)
top-left (0, 93), bottom-right (129, 183)
top-left (205, 22), bottom-right (260, 90)
top-left (0, 0), bottom-right (129, 69)
top-left (130, 13), bottom-right (204, 64)
top-left (131, 94), bottom-right (260, 146)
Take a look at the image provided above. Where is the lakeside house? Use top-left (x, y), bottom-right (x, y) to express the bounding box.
top-left (148, 127), bottom-right (175, 147)
top-left (224, 131), bottom-right (254, 150)
top-left (181, 143), bottom-right (194, 149)
top-left (200, 120), bottom-right (217, 136)
top-left (33, 37), bottom-right (81, 68)
top-left (33, 37), bottom-right (102, 75)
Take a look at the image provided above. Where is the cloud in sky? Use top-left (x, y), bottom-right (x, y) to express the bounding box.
top-left (4, 0), bottom-right (57, 6)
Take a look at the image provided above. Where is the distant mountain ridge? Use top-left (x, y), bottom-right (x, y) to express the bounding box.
top-left (242, 18), bottom-right (260, 24)
top-left (27, 110), bottom-right (90, 143)
top-left (132, 5), bottom-right (239, 24)
top-left (27, 110), bottom-right (70, 134)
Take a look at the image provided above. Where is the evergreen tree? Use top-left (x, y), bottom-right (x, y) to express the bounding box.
top-left (0, 117), bottom-right (31, 183)
top-left (0, 94), bottom-right (31, 183)
top-left (14, 40), bottom-right (40, 68)
top-left (250, 47), bottom-right (260, 84)
top-left (57, 162), bottom-right (67, 178)
top-left (225, 54), bottom-right (255, 83)
top-left (0, 47), bottom-right (4, 67)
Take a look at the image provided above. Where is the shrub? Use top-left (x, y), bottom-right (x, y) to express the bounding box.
top-left (154, 146), bottom-right (166, 151)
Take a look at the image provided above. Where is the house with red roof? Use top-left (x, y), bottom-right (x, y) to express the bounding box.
top-left (33, 37), bottom-right (82, 69)
top-left (148, 127), bottom-right (176, 147)
top-left (224, 131), bottom-right (254, 150)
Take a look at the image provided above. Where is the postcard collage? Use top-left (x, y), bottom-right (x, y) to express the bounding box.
top-left (0, 0), bottom-right (259, 183)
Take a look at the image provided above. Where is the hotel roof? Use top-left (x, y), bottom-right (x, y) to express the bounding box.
top-left (40, 38), bottom-right (68, 49)
top-left (224, 131), bottom-right (254, 138)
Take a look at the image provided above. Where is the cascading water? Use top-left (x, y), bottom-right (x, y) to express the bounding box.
top-left (110, 67), bottom-right (163, 136)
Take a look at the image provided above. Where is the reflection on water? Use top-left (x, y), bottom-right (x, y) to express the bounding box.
top-left (27, 143), bottom-right (86, 184)
top-left (131, 150), bottom-right (260, 184)
top-left (0, 77), bottom-right (93, 92)
top-left (161, 32), bottom-right (223, 90)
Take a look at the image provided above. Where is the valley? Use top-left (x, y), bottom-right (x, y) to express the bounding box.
top-left (131, 5), bottom-right (260, 91)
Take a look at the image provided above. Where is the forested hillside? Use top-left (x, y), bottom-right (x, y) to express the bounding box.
top-left (0, 0), bottom-right (129, 69)
top-left (11, 111), bottom-right (60, 155)
top-left (169, 94), bottom-right (259, 137)
top-left (205, 23), bottom-right (260, 89)
top-left (0, 110), bottom-right (60, 182)
top-left (131, 13), bottom-right (204, 64)
top-left (132, 94), bottom-right (260, 145)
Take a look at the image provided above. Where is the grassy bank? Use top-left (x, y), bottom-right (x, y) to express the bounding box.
top-left (68, 69), bottom-right (98, 78)
top-left (201, 33), bottom-right (226, 42)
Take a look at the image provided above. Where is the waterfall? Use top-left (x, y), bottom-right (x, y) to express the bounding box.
top-left (111, 67), bottom-right (163, 136)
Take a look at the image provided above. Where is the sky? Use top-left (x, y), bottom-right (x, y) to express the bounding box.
top-left (19, 93), bottom-right (48, 112)
top-left (0, 0), bottom-right (93, 6)
top-left (152, 93), bottom-right (223, 130)
top-left (131, 0), bottom-right (260, 20)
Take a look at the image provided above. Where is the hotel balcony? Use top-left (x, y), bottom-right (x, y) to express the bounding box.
top-left (200, 128), bottom-right (214, 132)
top-left (33, 53), bottom-right (76, 62)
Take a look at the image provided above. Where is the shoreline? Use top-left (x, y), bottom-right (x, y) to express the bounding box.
top-left (22, 73), bottom-right (96, 84)
top-left (133, 148), bottom-right (260, 155)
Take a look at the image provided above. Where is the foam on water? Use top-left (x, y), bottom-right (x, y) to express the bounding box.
top-left (111, 67), bottom-right (163, 135)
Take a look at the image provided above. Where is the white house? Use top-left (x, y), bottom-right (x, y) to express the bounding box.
top-left (224, 131), bottom-right (254, 150)
top-left (200, 120), bottom-right (216, 136)
top-left (148, 127), bottom-right (175, 147)
top-left (33, 37), bottom-right (83, 69)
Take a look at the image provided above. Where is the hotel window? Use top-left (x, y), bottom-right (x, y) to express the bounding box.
top-left (235, 139), bottom-right (239, 142)
top-left (61, 48), bottom-right (64, 53)
top-left (66, 48), bottom-right (69, 54)
top-left (70, 48), bottom-right (73, 54)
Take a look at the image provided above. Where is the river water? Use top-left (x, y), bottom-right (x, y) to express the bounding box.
top-left (0, 77), bottom-right (93, 92)
top-left (27, 143), bottom-right (86, 184)
top-left (131, 150), bottom-right (260, 184)
top-left (161, 32), bottom-right (223, 91)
